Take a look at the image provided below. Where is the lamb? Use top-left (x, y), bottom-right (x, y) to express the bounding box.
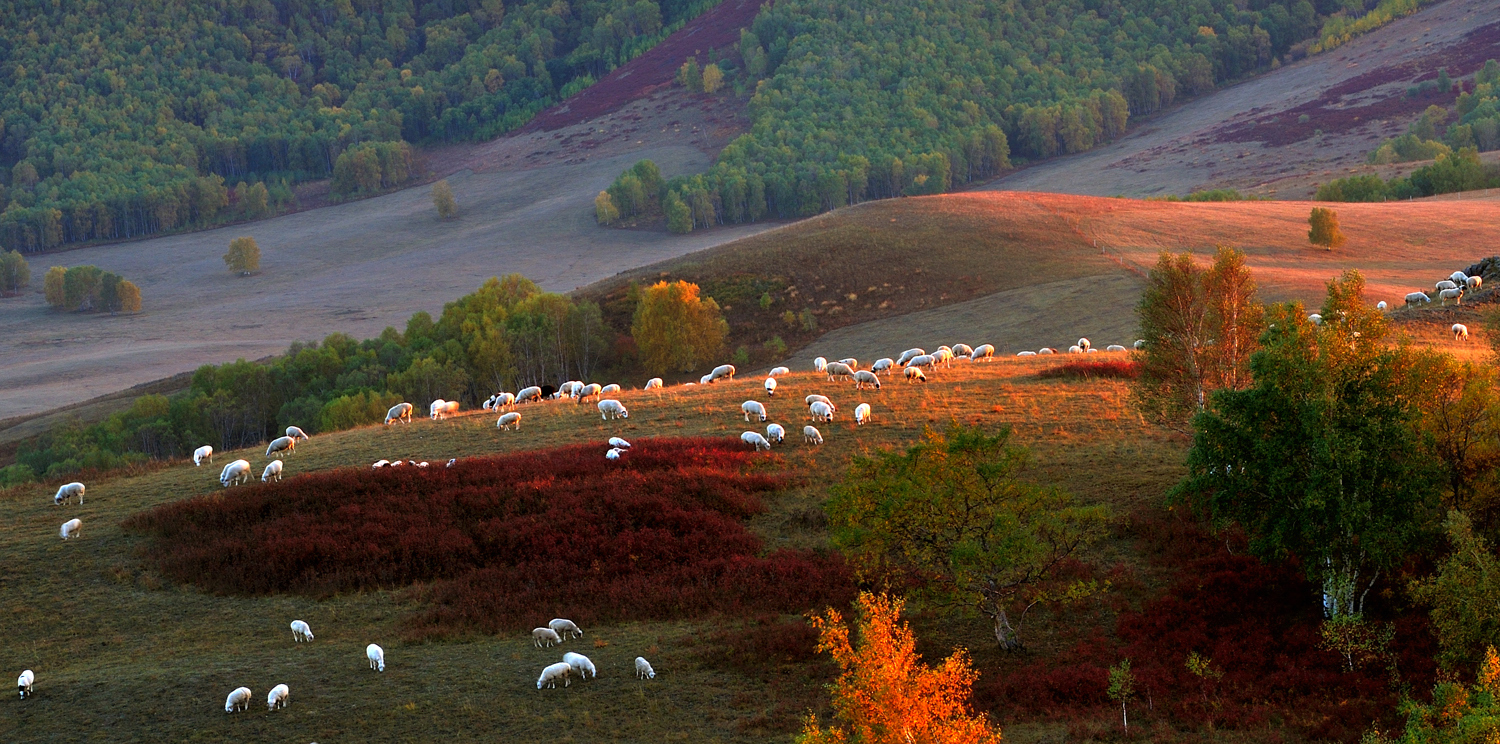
top-left (1469, 275), bottom-right (1485, 291)
top-left (1441, 287), bottom-right (1466, 305)
top-left (855, 403), bottom-right (871, 425)
top-left (970, 344), bottom-right (995, 362)
top-left (769, 366), bottom-right (791, 377)
top-left (635, 657), bottom-right (656, 679)
top-left (1105, 345), bottom-right (1127, 352)
top-left (267, 683), bottom-right (289, 711)
top-left (814, 357), bottom-right (828, 372)
top-left (286, 426), bottom-right (309, 442)
top-left (710, 364), bottom-right (737, 382)
top-left (896, 349), bottom-right (925, 366)
top-left (742, 400), bottom-right (768, 422)
top-left (904, 366), bottom-right (926, 383)
top-left (533, 627), bottom-right (562, 648)
top-left (290, 620), bottom-right (314, 642)
top-left (1134, 339), bottom-right (1147, 350)
top-left (18, 669), bottom-right (33, 699)
top-left (53, 482), bottom-right (84, 506)
top-left (385, 402), bottom-right (413, 424)
top-left (742, 431), bottom-right (772, 451)
top-left (1376, 301), bottom-right (1388, 311)
top-left (1016, 351), bottom-right (1037, 357)
top-left (853, 370), bottom-right (882, 390)
top-left (575, 383), bottom-right (603, 401)
top-left (1437, 280), bottom-right (1459, 292)
top-left (810, 401), bottom-right (834, 422)
top-left (367, 644), bottom-right (385, 672)
top-left (221, 460), bottom-right (252, 487)
top-left (1068, 345), bottom-right (1083, 354)
top-left (953, 344), bottom-right (974, 357)
top-left (1406, 291), bottom-right (1432, 305)
top-left (496, 412), bottom-right (522, 430)
top-left (266, 436), bottom-right (296, 459)
top-left (60, 518), bottom-right (81, 540)
top-left (193, 445), bottom-right (214, 466)
top-left (803, 426), bottom-right (823, 445)
top-left (766, 423), bottom-right (786, 444)
top-left (644, 377), bottom-right (664, 390)
top-left (824, 361), bottom-right (854, 381)
top-left (538, 662), bottom-right (572, 689)
top-left (429, 399), bottom-right (459, 419)
top-left (1078, 338), bottom-right (1091, 351)
top-left (515, 386), bottom-right (543, 404)
top-left (805, 394), bottom-right (834, 409)
top-left (262, 460), bottom-right (283, 482)
top-left (765, 377), bottom-right (778, 396)
top-left (598, 399), bottom-right (629, 420)
top-left (871, 358), bottom-right (895, 373)
top-left (609, 437), bottom-right (631, 449)
top-left (1454, 323), bottom-right (1470, 341)
top-left (549, 618), bottom-right (583, 639)
top-left (225, 686), bottom-right (252, 713)
top-left (563, 652), bottom-right (597, 680)
top-left (1308, 313), bottom-right (1322, 325)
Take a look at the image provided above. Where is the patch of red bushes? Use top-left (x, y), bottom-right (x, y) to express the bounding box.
top-left (124, 437), bottom-right (854, 639)
top-left (1037, 359), bottom-right (1141, 380)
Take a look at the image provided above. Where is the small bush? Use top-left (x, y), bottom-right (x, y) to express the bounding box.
top-left (1037, 360), bottom-right (1140, 380)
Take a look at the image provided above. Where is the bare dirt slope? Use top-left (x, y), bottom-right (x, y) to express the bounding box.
top-left (989, 0), bottom-right (1500, 198)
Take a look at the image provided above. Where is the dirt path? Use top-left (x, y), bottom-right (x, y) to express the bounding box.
top-left (989, 0), bottom-right (1499, 198)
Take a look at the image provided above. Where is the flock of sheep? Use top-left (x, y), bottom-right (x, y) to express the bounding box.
top-left (1403, 269), bottom-right (1485, 307)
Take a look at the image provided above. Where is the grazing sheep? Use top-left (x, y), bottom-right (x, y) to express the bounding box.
top-left (742, 400), bottom-right (768, 422)
top-left (533, 627), bottom-right (563, 648)
top-left (1078, 338), bottom-right (1091, 351)
top-left (429, 399), bottom-right (455, 420)
top-left (635, 657), bottom-right (656, 679)
top-left (1437, 280), bottom-right (1459, 292)
top-left (515, 386), bottom-right (544, 404)
top-left (769, 366), bottom-right (791, 377)
top-left (286, 426), bottom-right (309, 442)
top-left (261, 460), bottom-right (283, 483)
top-left (267, 684), bottom-right (289, 711)
top-left (1469, 275), bottom-right (1484, 291)
top-left (372, 459), bottom-right (390, 468)
top-left (814, 357), bottom-right (828, 372)
top-left (871, 358), bottom-right (895, 373)
top-left (1106, 344), bottom-right (1127, 352)
top-left (710, 364), bottom-right (737, 382)
top-left (970, 344), bottom-right (995, 362)
top-left (598, 399), bottom-right (629, 420)
top-left (415, 461), bottom-right (429, 468)
top-left (932, 349), bottom-right (954, 368)
top-left (1454, 323), bottom-right (1470, 341)
top-left (18, 669), bottom-right (33, 699)
top-left (803, 426), bottom-right (824, 445)
top-left (549, 618), bottom-right (583, 639)
top-left (606, 448), bottom-right (624, 461)
top-left (574, 383), bottom-right (603, 401)
top-left (644, 377), bottom-right (664, 390)
top-left (491, 392), bottom-right (517, 410)
top-left (1451, 271), bottom-right (1470, 284)
top-left (1017, 351), bottom-right (1037, 357)
top-left (391, 460), bottom-right (405, 467)
top-left (855, 403), bottom-right (871, 425)
top-left (896, 349), bottom-right (925, 366)
top-left (699, 374), bottom-right (713, 385)
top-left (904, 366), bottom-right (926, 383)
top-left (906, 354), bottom-right (936, 370)
top-left (805, 394), bottom-right (834, 409)
top-left (810, 401), bottom-right (834, 422)
top-left (290, 620), bottom-right (314, 642)
top-left (953, 344), bottom-right (974, 357)
top-left (385, 402), bottom-right (414, 424)
top-left (496, 412), bottom-right (522, 430)
top-left (1376, 301), bottom-right (1388, 311)
top-left (742, 431), bottom-right (772, 451)
top-left (537, 662), bottom-right (572, 690)
top-left (193, 445), bottom-right (214, 466)
top-left (53, 482), bottom-right (85, 506)
top-left (1441, 287), bottom-right (1466, 305)
top-left (1086, 348), bottom-right (1099, 353)
top-left (1038, 348), bottom-right (1056, 355)
top-left (838, 358), bottom-right (858, 369)
top-left (558, 381), bottom-right (583, 397)
top-left (563, 652), bottom-right (597, 680)
top-left (447, 459), bottom-right (457, 467)
top-left (266, 436), bottom-right (296, 459)
top-left (1406, 291), bottom-right (1432, 305)
top-left (767, 423), bottom-right (786, 444)
top-left (1133, 339), bottom-right (1147, 350)
top-left (1068, 345), bottom-right (1083, 354)
top-left (609, 437), bottom-right (631, 449)
top-left (221, 460), bottom-right (252, 487)
top-left (825, 361), bottom-right (854, 381)
top-left (367, 644), bottom-right (385, 672)
top-left (765, 377), bottom-right (778, 396)
top-left (225, 686), bottom-right (252, 713)
top-left (1308, 313), bottom-right (1323, 325)
top-left (853, 370), bottom-right (882, 390)
top-left (60, 518), bottom-right (82, 540)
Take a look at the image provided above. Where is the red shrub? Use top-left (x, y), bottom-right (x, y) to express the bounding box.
top-left (125, 437), bottom-right (855, 639)
top-left (1037, 359), bottom-right (1141, 380)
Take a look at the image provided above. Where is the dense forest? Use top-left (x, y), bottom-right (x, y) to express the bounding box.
top-left (600, 0), bottom-right (1435, 230)
top-left (0, 0), bottom-right (714, 252)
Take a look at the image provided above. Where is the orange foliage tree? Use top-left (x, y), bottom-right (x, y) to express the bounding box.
top-left (631, 280), bottom-right (728, 374)
top-left (799, 592), bottom-right (1003, 744)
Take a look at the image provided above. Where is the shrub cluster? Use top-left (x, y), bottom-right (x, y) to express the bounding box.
top-left (124, 438), bottom-right (854, 640)
top-left (1037, 359), bottom-right (1141, 380)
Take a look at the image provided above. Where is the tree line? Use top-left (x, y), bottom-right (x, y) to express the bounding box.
top-left (42, 265), bottom-right (141, 313)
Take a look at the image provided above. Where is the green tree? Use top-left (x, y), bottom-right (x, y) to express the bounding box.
top-left (678, 57), bottom-right (702, 92)
top-left (594, 191), bottom-right (620, 225)
top-left (664, 191), bottom-right (692, 234)
top-left (385, 356), bottom-right (471, 407)
top-left (1412, 511), bottom-right (1500, 672)
top-left (827, 424), bottom-right (1108, 650)
top-left (702, 63), bottom-right (724, 93)
top-left (631, 280), bottom-right (727, 374)
top-left (432, 179), bottom-right (457, 219)
top-left (1107, 660), bottom-right (1135, 731)
top-left (1370, 646), bottom-right (1500, 744)
top-left (1308, 207), bottom-right (1347, 250)
top-left (224, 236), bottom-right (261, 275)
top-left (1174, 271), bottom-right (1442, 617)
top-left (1416, 357), bottom-right (1500, 513)
top-left (62, 265), bottom-right (104, 311)
top-left (43, 266), bottom-right (64, 308)
top-left (0, 249), bottom-right (29, 295)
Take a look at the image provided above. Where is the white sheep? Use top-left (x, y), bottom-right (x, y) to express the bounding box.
top-left (267, 684), bottom-right (289, 711)
top-left (1376, 301), bottom-right (1388, 311)
top-left (598, 399), bottom-right (629, 420)
top-left (549, 618), bottom-right (583, 639)
top-left (853, 370), bottom-right (881, 390)
top-left (193, 445), bottom-right (214, 466)
top-left (18, 669), bottom-right (33, 699)
top-left (871, 358), bottom-right (895, 373)
top-left (372, 459), bottom-right (390, 468)
top-left (855, 403), bottom-right (871, 425)
top-left (538, 662), bottom-right (572, 690)
top-left (1106, 344), bottom-right (1127, 352)
top-left (742, 431), bottom-right (772, 451)
top-left (710, 364), bottom-right (737, 382)
top-left (385, 402), bottom-right (413, 424)
top-left (533, 627), bottom-right (562, 648)
top-left (769, 366), bottom-right (791, 377)
top-left (1451, 271), bottom-right (1470, 284)
top-left (932, 349), bottom-right (954, 368)
top-left (285, 426), bottom-right (309, 442)
top-left (1469, 276), bottom-right (1484, 291)
top-left (825, 362), bottom-right (854, 381)
top-left (810, 401), bottom-right (834, 422)
top-left (814, 357), bottom-right (828, 372)
top-left (1437, 280), bottom-right (1459, 292)
top-left (644, 377), bottom-right (664, 390)
top-left (766, 423), bottom-right (785, 444)
top-left (700, 374), bottom-right (713, 385)
top-left (606, 448), bottom-right (624, 461)
top-left (636, 657), bottom-right (656, 679)
top-left (262, 460), bottom-right (283, 482)
top-left (492, 392), bottom-right (517, 410)
top-left (415, 461), bottom-right (429, 468)
top-left (515, 386), bottom-right (543, 404)
top-left (765, 377), bottom-right (778, 396)
top-left (221, 459), bottom-right (252, 487)
top-left (266, 436), bottom-right (296, 459)
top-left (970, 344), bottom-right (995, 362)
top-left (429, 399), bottom-right (459, 419)
top-left (952, 344), bottom-right (974, 357)
top-left (839, 357), bottom-right (858, 368)
top-left (390, 460), bottom-right (405, 467)
top-left (563, 652), bottom-right (597, 680)
top-left (558, 381), bottom-right (583, 397)
top-left (742, 400), bottom-right (768, 422)
top-left (1406, 291), bottom-right (1432, 305)
top-left (575, 383), bottom-right (603, 401)
top-left (803, 426), bottom-right (824, 445)
top-left (367, 644), bottom-right (385, 672)
top-left (1068, 345), bottom-right (1083, 354)
top-left (1078, 338), bottom-right (1091, 351)
top-left (1308, 313), bottom-right (1322, 325)
top-left (905, 354), bottom-right (935, 370)
top-left (904, 366), bottom-right (926, 383)
top-left (60, 518), bottom-right (81, 540)
top-left (805, 394), bottom-right (834, 409)
top-left (290, 620), bottom-right (314, 642)
top-left (53, 482), bottom-right (85, 506)
top-left (447, 459), bottom-right (457, 467)
top-left (896, 348), bottom-right (925, 366)
top-left (609, 437), bottom-right (631, 449)
top-left (1133, 339), bottom-right (1147, 350)
top-left (225, 686), bottom-right (252, 713)
top-left (1454, 323), bottom-right (1470, 341)
top-left (1017, 351), bottom-right (1037, 357)
top-left (1441, 287), bottom-right (1466, 305)
top-left (497, 412), bottom-right (522, 430)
